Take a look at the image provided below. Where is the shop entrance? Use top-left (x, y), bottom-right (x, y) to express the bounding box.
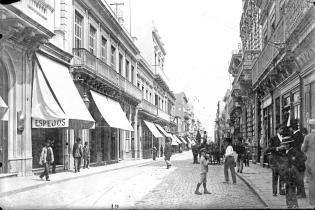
top-left (32, 128), bottom-right (64, 169)
top-left (0, 62), bottom-right (8, 173)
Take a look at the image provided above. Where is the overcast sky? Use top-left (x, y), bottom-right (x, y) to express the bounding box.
top-left (110, 0), bottom-right (242, 139)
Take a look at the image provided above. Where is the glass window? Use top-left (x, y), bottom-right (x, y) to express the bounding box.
top-left (111, 46), bottom-right (116, 68)
top-left (131, 66), bottom-right (135, 84)
top-left (119, 54), bottom-right (123, 75)
top-left (101, 37), bottom-right (107, 61)
top-left (125, 60), bottom-right (129, 80)
top-left (89, 25), bottom-right (96, 55)
top-left (74, 12), bottom-right (83, 56)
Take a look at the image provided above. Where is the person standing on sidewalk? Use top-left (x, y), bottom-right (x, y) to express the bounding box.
top-left (192, 143), bottom-right (199, 164)
top-left (236, 138), bottom-right (245, 173)
top-left (73, 137), bottom-right (83, 173)
top-left (281, 135), bottom-right (305, 209)
top-left (164, 137), bottom-right (172, 169)
top-left (290, 119), bottom-right (307, 198)
top-left (223, 138), bottom-right (236, 184)
top-left (195, 148), bottom-right (211, 195)
top-left (152, 146), bottom-right (157, 160)
top-left (39, 139), bottom-right (54, 181)
top-left (266, 125), bottom-right (286, 196)
top-left (83, 141), bottom-right (90, 169)
top-left (196, 130), bottom-right (201, 145)
top-left (301, 121), bottom-right (315, 207)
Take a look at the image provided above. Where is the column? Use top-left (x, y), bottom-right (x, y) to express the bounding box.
top-left (139, 120), bottom-right (142, 159)
top-left (253, 92), bottom-right (259, 164)
top-left (134, 108), bottom-right (138, 159)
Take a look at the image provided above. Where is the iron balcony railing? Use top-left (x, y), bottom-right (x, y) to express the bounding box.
top-left (73, 48), bottom-right (142, 101)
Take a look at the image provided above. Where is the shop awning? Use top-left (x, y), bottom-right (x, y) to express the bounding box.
top-left (33, 53), bottom-right (95, 129)
top-left (91, 90), bottom-right (134, 131)
top-left (155, 124), bottom-right (173, 138)
top-left (0, 96), bottom-right (8, 121)
top-left (144, 120), bottom-right (163, 138)
top-left (180, 137), bottom-right (187, 144)
top-left (173, 135), bottom-right (182, 144)
top-left (171, 135), bottom-right (179, 146)
top-left (186, 137), bottom-right (193, 144)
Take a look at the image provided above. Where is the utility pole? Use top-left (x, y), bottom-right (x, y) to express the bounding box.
top-left (110, 1), bottom-right (124, 17)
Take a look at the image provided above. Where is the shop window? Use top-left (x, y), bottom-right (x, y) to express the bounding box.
top-left (282, 95), bottom-right (291, 124)
top-left (275, 97), bottom-right (281, 127)
top-left (125, 131), bottom-right (130, 152)
top-left (293, 92), bottom-right (300, 120)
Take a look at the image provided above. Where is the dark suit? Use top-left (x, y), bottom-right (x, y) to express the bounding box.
top-left (292, 130), bottom-right (306, 197)
top-left (266, 135), bottom-right (285, 195)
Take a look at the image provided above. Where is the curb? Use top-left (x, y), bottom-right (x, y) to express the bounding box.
top-left (236, 173), bottom-right (269, 208)
top-left (0, 158), bottom-right (165, 198)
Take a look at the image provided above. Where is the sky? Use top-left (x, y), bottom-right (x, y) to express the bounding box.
top-left (109, 0), bottom-right (242, 140)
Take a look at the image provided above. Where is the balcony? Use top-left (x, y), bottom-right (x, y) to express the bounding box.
top-left (252, 19), bottom-right (285, 85)
top-left (138, 100), bottom-right (158, 116)
top-left (228, 98), bottom-right (241, 115)
top-left (157, 109), bottom-right (171, 122)
top-left (73, 48), bottom-right (142, 101)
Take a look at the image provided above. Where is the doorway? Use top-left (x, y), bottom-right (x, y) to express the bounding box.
top-left (0, 62), bottom-right (8, 173)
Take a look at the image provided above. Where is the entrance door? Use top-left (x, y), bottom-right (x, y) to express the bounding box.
top-left (0, 63), bottom-right (8, 173)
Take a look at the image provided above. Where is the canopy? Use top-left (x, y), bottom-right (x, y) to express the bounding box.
top-left (0, 96), bottom-right (8, 121)
top-left (171, 135), bottom-right (179, 146)
top-left (173, 135), bottom-right (182, 144)
top-left (144, 120), bottom-right (163, 138)
top-left (33, 53), bottom-right (95, 129)
top-left (91, 90), bottom-right (134, 131)
top-left (180, 137), bottom-right (187, 144)
top-left (186, 137), bottom-right (193, 144)
top-left (155, 124), bottom-right (172, 138)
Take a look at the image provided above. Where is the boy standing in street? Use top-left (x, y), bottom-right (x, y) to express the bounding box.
top-left (39, 139), bottom-right (54, 181)
top-left (195, 148), bottom-right (211, 195)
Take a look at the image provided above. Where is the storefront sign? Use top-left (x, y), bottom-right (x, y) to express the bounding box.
top-left (32, 118), bottom-right (69, 128)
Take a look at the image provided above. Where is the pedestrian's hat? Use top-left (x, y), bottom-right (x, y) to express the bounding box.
top-left (200, 148), bottom-right (207, 153)
top-left (281, 136), bottom-right (294, 145)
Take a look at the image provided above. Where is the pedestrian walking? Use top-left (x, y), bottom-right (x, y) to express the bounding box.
top-left (164, 137), bottom-right (172, 169)
top-left (266, 125), bottom-right (286, 196)
top-left (223, 138), bottom-right (236, 184)
top-left (192, 143), bottom-right (199, 164)
top-left (152, 146), bottom-right (157, 160)
top-left (83, 141), bottom-right (90, 169)
top-left (236, 138), bottom-right (245, 173)
top-left (196, 130), bottom-right (201, 145)
top-left (39, 139), bottom-right (54, 181)
top-left (194, 148), bottom-right (211, 195)
top-left (281, 135), bottom-right (304, 209)
top-left (73, 137), bottom-right (83, 173)
top-left (301, 120), bottom-right (315, 207)
top-left (290, 119), bottom-right (307, 198)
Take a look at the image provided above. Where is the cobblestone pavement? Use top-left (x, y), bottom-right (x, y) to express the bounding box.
top-left (0, 152), bottom-right (265, 209)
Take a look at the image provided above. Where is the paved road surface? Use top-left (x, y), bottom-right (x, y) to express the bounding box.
top-left (0, 152), bottom-right (265, 209)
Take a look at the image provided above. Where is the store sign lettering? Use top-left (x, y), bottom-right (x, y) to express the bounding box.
top-left (32, 119), bottom-right (68, 128)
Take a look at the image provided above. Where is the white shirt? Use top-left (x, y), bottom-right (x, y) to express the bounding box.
top-left (225, 145), bottom-right (234, 157)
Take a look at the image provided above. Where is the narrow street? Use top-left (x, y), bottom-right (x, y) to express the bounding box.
top-left (0, 152), bottom-right (265, 209)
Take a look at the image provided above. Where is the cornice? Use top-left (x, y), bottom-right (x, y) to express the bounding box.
top-left (152, 29), bottom-right (166, 56)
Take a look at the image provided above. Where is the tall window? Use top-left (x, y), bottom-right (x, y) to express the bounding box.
top-left (101, 37), bottom-right (107, 61)
top-left (293, 92), bottom-right (300, 120)
top-left (74, 12), bottom-right (83, 56)
top-left (111, 46), bottom-right (116, 68)
top-left (119, 54), bottom-right (123, 75)
top-left (125, 60), bottom-right (129, 80)
top-left (89, 25), bottom-right (96, 55)
top-left (131, 65), bottom-right (135, 84)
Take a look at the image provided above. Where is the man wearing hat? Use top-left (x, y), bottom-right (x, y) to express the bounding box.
top-left (301, 119), bottom-right (315, 207)
top-left (195, 147), bottom-right (211, 195)
top-left (266, 125), bottom-right (286, 196)
top-left (281, 134), bottom-right (306, 208)
top-left (290, 119), bottom-right (307, 198)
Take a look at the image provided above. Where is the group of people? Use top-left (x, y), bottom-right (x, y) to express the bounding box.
top-left (191, 131), bottom-right (222, 165)
top-left (265, 119), bottom-right (315, 208)
top-left (39, 137), bottom-right (91, 181)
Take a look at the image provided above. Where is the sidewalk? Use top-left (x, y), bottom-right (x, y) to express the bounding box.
top-left (236, 163), bottom-right (313, 209)
top-left (0, 151), bottom-right (187, 198)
